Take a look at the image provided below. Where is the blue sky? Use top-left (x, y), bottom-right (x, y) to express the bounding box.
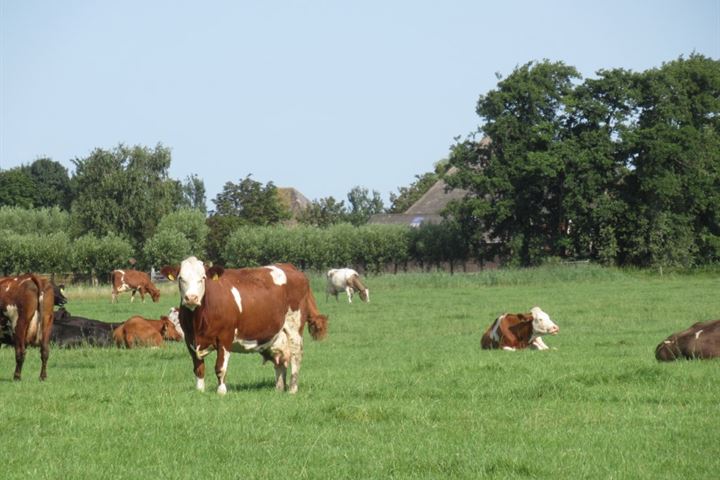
top-left (1, 1), bottom-right (718, 209)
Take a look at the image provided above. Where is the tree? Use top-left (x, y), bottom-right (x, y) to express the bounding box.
top-left (620, 54), bottom-right (720, 267)
top-left (447, 60), bottom-right (583, 266)
top-left (346, 186), bottom-right (384, 226)
top-left (211, 174), bottom-right (291, 225)
top-left (0, 168), bottom-right (35, 208)
top-left (206, 174), bottom-right (291, 263)
top-left (297, 196), bottom-right (348, 227)
top-left (180, 174), bottom-right (207, 214)
top-left (70, 143), bottom-right (182, 252)
top-left (23, 158), bottom-right (72, 210)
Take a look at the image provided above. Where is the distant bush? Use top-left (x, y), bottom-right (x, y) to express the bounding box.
top-left (0, 206), bottom-right (70, 236)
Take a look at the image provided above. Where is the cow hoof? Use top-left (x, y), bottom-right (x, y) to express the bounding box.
top-left (217, 384), bottom-right (227, 395)
top-left (195, 377), bottom-right (206, 392)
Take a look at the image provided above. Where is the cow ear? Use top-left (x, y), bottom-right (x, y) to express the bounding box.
top-left (207, 265), bottom-right (224, 281)
top-left (160, 266), bottom-right (179, 281)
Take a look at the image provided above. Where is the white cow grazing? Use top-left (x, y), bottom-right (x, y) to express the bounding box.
top-left (326, 268), bottom-right (369, 303)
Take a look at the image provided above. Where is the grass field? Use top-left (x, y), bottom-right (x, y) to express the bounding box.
top-left (1, 265), bottom-right (719, 479)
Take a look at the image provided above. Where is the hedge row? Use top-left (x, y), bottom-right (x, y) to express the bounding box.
top-left (0, 222), bottom-right (476, 279)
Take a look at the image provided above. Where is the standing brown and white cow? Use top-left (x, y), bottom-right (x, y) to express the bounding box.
top-left (161, 257), bottom-right (328, 395)
top-left (655, 319), bottom-right (720, 361)
top-left (0, 274), bottom-right (56, 380)
top-left (110, 269), bottom-right (160, 304)
top-left (481, 307), bottom-right (559, 351)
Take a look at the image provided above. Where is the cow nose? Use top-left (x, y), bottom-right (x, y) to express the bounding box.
top-left (183, 294), bottom-right (200, 307)
top-left (550, 325), bottom-right (559, 334)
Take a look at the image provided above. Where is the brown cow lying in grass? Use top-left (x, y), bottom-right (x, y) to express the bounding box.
top-left (655, 319), bottom-right (720, 361)
top-left (113, 315), bottom-right (182, 348)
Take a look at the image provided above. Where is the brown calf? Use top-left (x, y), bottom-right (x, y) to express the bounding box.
top-left (0, 274), bottom-right (56, 380)
top-left (113, 315), bottom-right (182, 348)
top-left (111, 269), bottom-right (160, 304)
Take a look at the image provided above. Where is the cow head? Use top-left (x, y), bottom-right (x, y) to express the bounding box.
top-left (159, 315), bottom-right (183, 341)
top-left (53, 284), bottom-right (68, 306)
top-left (655, 337), bottom-right (682, 361)
top-left (530, 307), bottom-right (559, 335)
top-left (161, 256), bottom-right (207, 310)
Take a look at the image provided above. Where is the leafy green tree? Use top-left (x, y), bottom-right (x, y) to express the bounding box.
top-left (0, 168), bottom-right (35, 208)
top-left (23, 158), bottom-right (73, 210)
top-left (620, 54), bottom-right (720, 267)
top-left (447, 60), bottom-right (582, 266)
top-left (70, 143), bottom-right (181, 251)
top-left (71, 233), bottom-right (134, 284)
top-left (144, 209), bottom-right (209, 267)
top-left (180, 174), bottom-right (207, 214)
top-left (297, 196), bottom-right (348, 227)
top-left (346, 186), bottom-right (384, 226)
top-left (211, 174), bottom-right (291, 225)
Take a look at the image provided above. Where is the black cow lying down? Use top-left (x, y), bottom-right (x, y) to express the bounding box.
top-left (51, 308), bottom-right (122, 348)
top-left (655, 319), bottom-right (720, 361)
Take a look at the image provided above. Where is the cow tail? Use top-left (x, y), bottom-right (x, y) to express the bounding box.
top-left (29, 274), bottom-right (45, 341)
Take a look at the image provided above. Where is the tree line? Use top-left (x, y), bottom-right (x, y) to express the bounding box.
top-left (1, 53), bottom-right (717, 274)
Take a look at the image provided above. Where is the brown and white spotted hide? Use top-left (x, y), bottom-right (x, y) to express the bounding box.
top-left (111, 269), bottom-right (160, 304)
top-left (112, 315), bottom-right (183, 348)
top-left (161, 257), bottom-right (328, 395)
top-left (0, 274), bottom-right (56, 380)
top-left (655, 319), bottom-right (720, 361)
top-left (481, 307), bottom-right (559, 351)
top-left (326, 268), bottom-right (369, 303)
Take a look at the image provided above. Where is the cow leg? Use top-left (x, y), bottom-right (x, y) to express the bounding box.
top-left (215, 347), bottom-right (230, 395)
top-left (274, 361), bottom-right (287, 391)
top-left (192, 355), bottom-right (206, 392)
top-left (111, 289), bottom-right (118, 303)
top-left (531, 337), bottom-right (550, 350)
top-left (130, 289), bottom-right (136, 303)
top-left (284, 310), bottom-right (304, 394)
top-left (13, 340), bottom-right (26, 381)
top-left (139, 287), bottom-right (146, 304)
top-left (345, 286), bottom-right (353, 303)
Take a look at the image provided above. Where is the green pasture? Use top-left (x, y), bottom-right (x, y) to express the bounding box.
top-left (1, 265), bottom-right (719, 479)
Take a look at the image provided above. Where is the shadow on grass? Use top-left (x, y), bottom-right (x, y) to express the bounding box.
top-left (226, 379), bottom-right (277, 392)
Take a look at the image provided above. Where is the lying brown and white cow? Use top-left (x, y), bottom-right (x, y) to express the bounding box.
top-left (655, 319), bottom-right (720, 361)
top-left (161, 257), bottom-right (328, 394)
top-left (0, 274), bottom-right (56, 380)
top-left (326, 268), bottom-right (369, 303)
top-left (481, 307), bottom-right (559, 351)
top-left (112, 314), bottom-right (183, 348)
top-left (110, 269), bottom-right (160, 304)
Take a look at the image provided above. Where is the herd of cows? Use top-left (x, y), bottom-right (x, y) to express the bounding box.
top-left (1, 259), bottom-right (719, 393)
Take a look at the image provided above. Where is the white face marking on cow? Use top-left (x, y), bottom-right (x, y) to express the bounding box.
top-left (695, 329), bottom-right (704, 339)
top-left (230, 286), bottom-right (243, 314)
top-left (530, 307), bottom-right (559, 335)
top-left (178, 256), bottom-right (206, 309)
top-left (265, 266), bottom-right (287, 286)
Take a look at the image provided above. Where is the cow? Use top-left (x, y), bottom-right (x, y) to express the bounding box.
top-left (655, 319), bottom-right (720, 361)
top-left (326, 268), bottom-right (369, 303)
top-left (161, 256), bottom-right (328, 395)
top-left (111, 269), bottom-right (160, 304)
top-left (112, 314), bottom-right (183, 348)
top-left (50, 308), bottom-right (121, 348)
top-left (481, 307), bottom-right (559, 351)
top-left (0, 274), bottom-right (56, 380)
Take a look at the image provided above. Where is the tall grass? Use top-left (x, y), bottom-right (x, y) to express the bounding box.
top-left (1, 266), bottom-right (719, 479)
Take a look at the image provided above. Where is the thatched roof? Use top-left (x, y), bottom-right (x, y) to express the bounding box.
top-left (369, 167), bottom-right (468, 227)
top-left (277, 187), bottom-right (311, 216)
